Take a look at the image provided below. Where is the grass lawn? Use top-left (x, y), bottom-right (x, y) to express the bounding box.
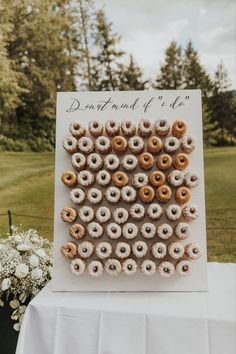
top-left (0, 147), bottom-right (235, 262)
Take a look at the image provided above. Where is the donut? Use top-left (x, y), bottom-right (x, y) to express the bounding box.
top-left (61, 207), bottom-right (77, 223)
top-left (78, 241), bottom-right (95, 258)
top-left (113, 207), bottom-right (129, 224)
top-left (157, 223), bottom-right (173, 240)
top-left (147, 136), bottom-right (162, 154)
top-left (174, 222), bottom-right (190, 239)
top-left (185, 242), bottom-right (201, 259)
top-left (121, 186), bottom-right (137, 203)
top-left (181, 134), bottom-right (196, 153)
top-left (132, 173), bottom-right (148, 188)
top-left (151, 242), bottom-right (167, 259)
top-left (111, 136), bottom-right (127, 153)
top-left (168, 242), bottom-right (184, 259)
top-left (156, 154), bottom-right (172, 171)
top-left (139, 186), bottom-right (155, 203)
top-left (121, 154), bottom-right (138, 171)
top-left (105, 187), bottom-right (121, 204)
top-left (184, 172), bottom-right (200, 188)
top-left (105, 120), bottom-right (120, 136)
top-left (78, 136), bottom-right (94, 154)
top-left (63, 136), bottom-right (78, 154)
top-left (107, 223), bottom-right (122, 239)
top-left (115, 242), bottom-right (131, 259)
top-left (175, 187), bottom-right (191, 204)
top-left (96, 170), bottom-right (111, 186)
top-left (146, 203), bottom-right (163, 220)
top-left (87, 188), bottom-right (103, 204)
top-left (77, 170), bottom-right (94, 187)
top-left (122, 259), bottom-right (137, 276)
top-left (112, 171), bottom-right (129, 188)
top-left (121, 120), bottom-right (136, 136)
top-left (69, 223), bottom-right (86, 240)
top-left (88, 120), bottom-right (103, 137)
top-left (182, 205), bottom-right (199, 221)
top-left (95, 242), bottom-right (112, 259)
top-left (139, 152), bottom-right (154, 170)
top-left (173, 153), bottom-right (189, 171)
top-left (87, 222), bottom-right (103, 238)
top-left (105, 259), bottom-right (122, 276)
top-left (88, 260), bottom-right (103, 277)
top-left (79, 206), bottom-right (94, 223)
top-left (122, 223), bottom-right (138, 240)
top-left (71, 152), bottom-right (86, 171)
top-left (154, 119), bottom-right (170, 136)
top-left (132, 241), bottom-right (148, 258)
top-left (167, 170), bottom-right (184, 187)
top-left (95, 206), bottom-right (111, 223)
top-left (176, 260), bottom-right (191, 276)
top-left (149, 171), bottom-right (165, 188)
top-left (129, 203), bottom-right (145, 220)
top-left (61, 170), bottom-right (77, 187)
top-left (104, 154), bottom-right (120, 171)
top-left (60, 242), bottom-right (77, 258)
top-left (156, 185), bottom-right (172, 203)
top-left (140, 260), bottom-right (156, 276)
top-left (171, 120), bottom-right (187, 138)
top-left (158, 261), bottom-right (175, 277)
top-left (69, 259), bottom-right (85, 276)
top-left (87, 153), bottom-right (103, 171)
top-left (128, 136), bottom-right (145, 154)
top-left (165, 204), bottom-right (182, 221)
top-left (70, 188), bottom-right (85, 205)
top-left (164, 137), bottom-right (180, 153)
top-left (69, 122), bottom-right (86, 138)
top-left (138, 119), bottom-right (153, 137)
top-left (95, 136), bottom-right (111, 154)
top-left (140, 223), bottom-right (156, 239)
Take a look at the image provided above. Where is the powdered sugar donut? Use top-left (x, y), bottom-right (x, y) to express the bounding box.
top-left (95, 242), bottom-right (112, 259)
top-left (174, 222), bottom-right (190, 239)
top-left (168, 170), bottom-right (184, 187)
top-left (69, 122), bottom-right (86, 138)
top-left (63, 136), bottom-right (78, 154)
top-left (164, 136), bottom-right (180, 153)
top-left (181, 135), bottom-right (196, 153)
top-left (79, 206), bottom-right (94, 223)
top-left (151, 242), bottom-right (167, 259)
top-left (70, 188), bottom-right (85, 205)
top-left (87, 153), bottom-right (103, 171)
top-left (77, 170), bottom-right (94, 187)
top-left (107, 223), bottom-right (122, 239)
top-left (128, 136), bottom-right (145, 154)
top-left (88, 120), bottom-right (103, 137)
top-left (165, 204), bottom-right (182, 221)
top-left (138, 119), bottom-right (153, 137)
top-left (121, 120), bottom-right (136, 136)
top-left (115, 242), bottom-right (131, 259)
top-left (95, 136), bottom-right (111, 154)
top-left (105, 259), bottom-right (122, 276)
top-left (96, 206), bottom-right (111, 223)
top-left (78, 136), bottom-right (94, 154)
top-left (154, 119), bottom-right (170, 136)
top-left (77, 241), bottom-right (95, 258)
top-left (122, 258), bottom-right (137, 275)
top-left (184, 172), bottom-right (200, 188)
top-left (87, 222), bottom-right (103, 238)
top-left (96, 170), bottom-right (111, 186)
top-left (113, 208), bottom-right (129, 224)
top-left (158, 261), bottom-right (175, 277)
top-left (140, 223), bottom-right (156, 239)
top-left (132, 241), bottom-right (148, 258)
top-left (105, 120), bottom-right (120, 136)
top-left (121, 155), bottom-right (138, 171)
top-left (122, 223), bottom-right (138, 240)
top-left (129, 203), bottom-right (145, 220)
top-left (140, 259), bottom-right (156, 275)
top-left (104, 154), bottom-right (120, 171)
top-left (176, 260), bottom-right (191, 276)
top-left (88, 260), bottom-right (103, 277)
top-left (185, 242), bottom-right (201, 259)
top-left (69, 259), bottom-right (85, 276)
top-left (121, 186), bottom-right (136, 203)
top-left (105, 187), bottom-right (121, 203)
top-left (147, 203), bottom-right (163, 220)
top-left (168, 242), bottom-right (185, 260)
top-left (157, 223), bottom-right (173, 240)
top-left (87, 188), bottom-right (102, 204)
top-left (182, 205), bottom-right (199, 221)
top-left (132, 173), bottom-right (148, 188)
top-left (71, 152), bottom-right (86, 171)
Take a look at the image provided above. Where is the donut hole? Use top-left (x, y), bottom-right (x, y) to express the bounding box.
top-left (181, 227), bottom-right (186, 233)
top-left (109, 159), bottom-right (114, 165)
top-left (144, 121), bottom-right (150, 128)
top-left (153, 208), bottom-right (157, 213)
top-left (101, 247), bottom-right (106, 253)
top-left (139, 177), bottom-right (144, 182)
top-left (83, 141), bottom-right (87, 147)
top-left (193, 248), bottom-right (199, 254)
top-left (92, 193), bottom-right (97, 198)
top-left (101, 211), bottom-right (106, 216)
top-left (118, 175), bottom-right (123, 181)
top-left (169, 140), bottom-right (175, 146)
top-left (146, 265), bottom-right (151, 270)
top-left (178, 122), bottom-right (183, 128)
top-left (155, 176), bottom-right (160, 181)
top-left (101, 174), bottom-right (106, 180)
top-left (182, 265), bottom-right (189, 272)
top-left (163, 228), bottom-right (168, 234)
top-left (92, 227), bottom-right (97, 232)
top-left (191, 176), bottom-right (197, 182)
top-left (162, 189), bottom-right (167, 195)
top-left (76, 157), bottom-right (81, 163)
top-left (126, 122), bottom-right (131, 128)
top-left (120, 247), bottom-right (126, 253)
top-left (75, 192), bottom-right (80, 198)
top-left (144, 190), bottom-right (150, 196)
top-left (66, 212), bottom-right (70, 216)
top-left (93, 122), bottom-right (98, 128)
top-left (146, 227), bottom-right (151, 233)
top-left (111, 192), bottom-right (116, 197)
top-left (172, 209), bottom-right (177, 215)
top-left (158, 248), bottom-right (163, 253)
top-left (74, 264), bottom-right (80, 270)
top-left (74, 124), bottom-right (80, 130)
top-left (134, 140), bottom-right (139, 147)
top-left (68, 141), bottom-right (73, 146)
top-left (128, 228), bottom-right (133, 234)
top-left (118, 212), bottom-right (123, 218)
top-left (82, 247), bottom-right (87, 252)
top-left (127, 264), bottom-right (133, 270)
top-left (100, 140), bottom-right (105, 146)
top-left (116, 140), bottom-right (121, 145)
top-left (175, 175), bottom-right (180, 180)
top-left (187, 138), bottom-right (192, 144)
top-left (127, 159), bottom-right (133, 165)
top-left (126, 191), bottom-right (131, 196)
top-left (111, 227), bottom-right (116, 233)
top-left (182, 191), bottom-right (186, 196)
top-left (152, 139), bottom-right (157, 145)
top-left (180, 157), bottom-right (185, 163)
top-left (93, 266), bottom-right (98, 272)
top-left (135, 208), bottom-right (140, 214)
top-left (66, 175), bottom-right (71, 180)
top-left (137, 246), bottom-right (143, 251)
top-left (190, 208), bottom-right (195, 214)
top-left (109, 264), bottom-right (116, 270)
top-left (144, 156), bottom-right (149, 162)
top-left (92, 157), bottom-right (97, 163)
top-left (164, 267), bottom-right (170, 273)
top-left (84, 211), bottom-right (89, 216)
top-left (163, 158), bottom-right (167, 164)
top-left (83, 175), bottom-right (88, 180)
top-left (174, 247), bottom-right (180, 253)
top-left (110, 121), bottom-right (115, 127)
top-left (160, 120), bottom-right (166, 127)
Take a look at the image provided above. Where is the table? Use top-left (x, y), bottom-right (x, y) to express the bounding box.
top-left (16, 263), bottom-right (235, 354)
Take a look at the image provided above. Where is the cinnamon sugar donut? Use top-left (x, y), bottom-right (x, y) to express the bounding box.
top-left (105, 259), bottom-right (122, 276)
top-left (128, 136), bottom-right (145, 154)
top-left (174, 222), bottom-right (190, 239)
top-left (139, 152), bottom-right (154, 170)
top-left (182, 205), bottom-right (199, 221)
top-left (77, 170), bottom-right (94, 187)
top-left (69, 223), bottom-right (86, 240)
top-left (111, 136), bottom-right (127, 153)
top-left (88, 120), bottom-right (103, 137)
top-left (151, 242), bottom-right (167, 259)
top-left (87, 153), bottom-right (103, 171)
top-left (132, 173), bottom-right (148, 188)
top-left (156, 185), bottom-right (172, 203)
top-left (79, 206), bottom-right (94, 223)
top-left (63, 136), bottom-right (78, 154)
top-left (171, 120), bottom-right (187, 138)
top-left (173, 153), bottom-right (189, 171)
top-left (105, 120), bottom-right (120, 136)
top-left (156, 154), bottom-right (172, 171)
top-left (158, 261), bottom-right (175, 277)
top-left (70, 188), bottom-right (85, 205)
top-left (184, 172), bottom-right (200, 188)
top-left (71, 152), bottom-right (86, 171)
top-left (60, 242), bottom-right (77, 258)
top-left (95, 136), bottom-right (111, 154)
top-left (121, 120), bottom-right (136, 136)
top-left (175, 187), bottom-right (191, 204)
top-left (147, 203), bottom-right (163, 220)
top-left (140, 260), bottom-right (156, 276)
top-left (181, 134), bottom-right (196, 153)
top-left (69, 122), bottom-right (86, 138)
top-left (138, 119), bottom-right (153, 137)
top-left (154, 119), bottom-right (170, 136)
top-left (112, 171), bottom-right (129, 188)
top-left (78, 241), bottom-right (95, 258)
top-left (61, 207), bottom-right (77, 223)
top-left (121, 155), bottom-right (138, 171)
top-left (139, 186), bottom-right (155, 203)
top-left (96, 170), bottom-right (111, 186)
top-left (129, 203), bottom-right (145, 220)
top-left (164, 136), bottom-right (180, 154)
top-left (61, 170), bottom-right (77, 187)
top-left (149, 171), bottom-right (165, 188)
top-left (167, 170), bottom-right (184, 187)
top-left (121, 186), bottom-right (137, 203)
top-left (147, 136), bottom-right (162, 154)
top-left (88, 260), bottom-right (103, 277)
top-left (78, 137), bottom-right (94, 154)
top-left (104, 154), bottom-right (120, 171)
top-left (69, 259), bottom-right (85, 276)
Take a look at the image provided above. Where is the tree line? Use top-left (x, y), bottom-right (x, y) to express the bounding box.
top-left (0, 0), bottom-right (235, 151)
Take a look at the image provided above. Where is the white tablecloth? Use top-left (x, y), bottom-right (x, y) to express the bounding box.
top-left (16, 263), bottom-right (236, 354)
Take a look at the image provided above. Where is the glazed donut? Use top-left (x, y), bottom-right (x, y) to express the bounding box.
top-left (132, 241), bottom-right (148, 258)
top-left (70, 188), bottom-right (85, 205)
top-left (181, 134), bottom-right (196, 153)
top-left (105, 120), bottom-right (120, 136)
top-left (168, 242), bottom-right (184, 260)
top-left (69, 223), bottom-right (86, 240)
top-left (61, 170), bottom-right (77, 187)
top-left (156, 185), bottom-right (172, 203)
top-left (63, 136), bottom-right (78, 154)
top-left (69, 259), bottom-right (85, 276)
top-left (60, 242), bottom-right (77, 258)
top-left (139, 152), bottom-right (154, 170)
top-left (140, 223), bottom-right (156, 239)
top-left (182, 204), bottom-right (199, 221)
top-left (140, 260), bottom-right (156, 276)
top-left (88, 120), bottom-right (103, 137)
top-left (154, 119), bottom-right (170, 136)
top-left (87, 222), bottom-right (103, 238)
top-left (139, 186), bottom-right (155, 203)
top-left (157, 223), bottom-right (173, 240)
top-left (176, 260), bottom-right (191, 276)
top-left (77, 170), bottom-right (94, 187)
top-left (95, 136), bottom-right (111, 154)
top-left (173, 153), bottom-right (189, 171)
top-left (79, 206), bottom-right (94, 223)
top-left (71, 152), bottom-right (86, 171)
top-left (105, 187), bottom-right (121, 204)
top-left (95, 206), bottom-right (111, 223)
top-left (69, 122), bottom-right (86, 138)
top-left (151, 242), bottom-right (167, 259)
top-left (184, 172), bottom-right (200, 188)
top-left (156, 154), bottom-right (172, 171)
top-left (111, 136), bottom-right (127, 153)
top-left (122, 258), bottom-right (137, 276)
top-left (88, 260), bottom-right (103, 277)
top-left (175, 187), bottom-right (191, 204)
top-left (164, 137), bottom-right (180, 154)
top-left (128, 136), bottom-right (145, 154)
top-left (149, 171), bottom-right (165, 188)
top-left (96, 170), bottom-right (111, 186)
top-left (171, 120), bottom-right (187, 138)
top-left (147, 136), bottom-right (162, 154)
top-left (121, 120), bottom-right (136, 136)
top-left (112, 171), bottom-right (129, 188)
top-left (121, 186), bottom-right (137, 203)
top-left (167, 170), bottom-right (184, 187)
top-left (132, 173), bottom-right (148, 188)
top-left (185, 243), bottom-right (201, 259)
top-left (61, 207), bottom-right (77, 223)
top-left (138, 119), bottom-right (153, 137)
top-left (121, 155), bottom-right (138, 171)
top-left (113, 207), bottom-right (129, 224)
top-left (122, 223), bottom-right (138, 240)
top-left (158, 261), bottom-right (175, 277)
top-left (107, 223), bottom-right (122, 239)
top-left (105, 259), bottom-right (122, 276)
top-left (147, 203), bottom-right (163, 220)
top-left (87, 153), bottom-right (103, 171)
top-left (129, 203), bottom-right (145, 220)
top-left (115, 242), bottom-right (131, 259)
top-left (78, 240), bottom-right (95, 258)
top-left (165, 204), bottom-right (182, 221)
top-left (174, 222), bottom-right (190, 239)
top-left (104, 154), bottom-right (120, 171)
top-left (95, 242), bottom-right (112, 259)
top-left (87, 188), bottom-right (103, 204)
top-left (78, 136), bottom-right (94, 154)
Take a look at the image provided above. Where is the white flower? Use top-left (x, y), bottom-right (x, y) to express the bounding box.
top-left (0, 244), bottom-right (4, 251)
top-left (14, 235), bottom-right (22, 243)
top-left (1, 278), bottom-right (11, 291)
top-left (0, 263), bottom-right (2, 274)
top-left (29, 255), bottom-right (39, 267)
top-left (15, 264), bottom-right (29, 279)
top-left (17, 244), bottom-right (31, 251)
top-left (35, 249), bottom-right (46, 259)
top-left (31, 268), bottom-right (43, 280)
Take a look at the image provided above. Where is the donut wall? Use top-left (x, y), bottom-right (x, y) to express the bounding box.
top-left (52, 90), bottom-right (208, 291)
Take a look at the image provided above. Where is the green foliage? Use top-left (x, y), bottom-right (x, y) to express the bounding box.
top-left (0, 136), bottom-right (28, 152)
top-left (118, 55), bottom-right (148, 90)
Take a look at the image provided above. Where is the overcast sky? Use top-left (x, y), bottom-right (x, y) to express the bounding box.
top-left (97, 0), bottom-right (236, 88)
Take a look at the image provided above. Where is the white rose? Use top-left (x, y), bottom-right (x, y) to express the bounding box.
top-left (17, 244), bottom-right (31, 251)
top-left (31, 268), bottom-right (43, 280)
top-left (29, 255), bottom-right (39, 267)
top-left (35, 249), bottom-right (46, 259)
top-left (1, 278), bottom-right (11, 291)
top-left (15, 264), bottom-right (29, 279)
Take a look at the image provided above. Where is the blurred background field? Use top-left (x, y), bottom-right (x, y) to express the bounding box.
top-left (0, 147), bottom-right (235, 262)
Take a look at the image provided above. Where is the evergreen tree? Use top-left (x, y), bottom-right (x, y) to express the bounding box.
top-left (118, 55), bottom-right (148, 90)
